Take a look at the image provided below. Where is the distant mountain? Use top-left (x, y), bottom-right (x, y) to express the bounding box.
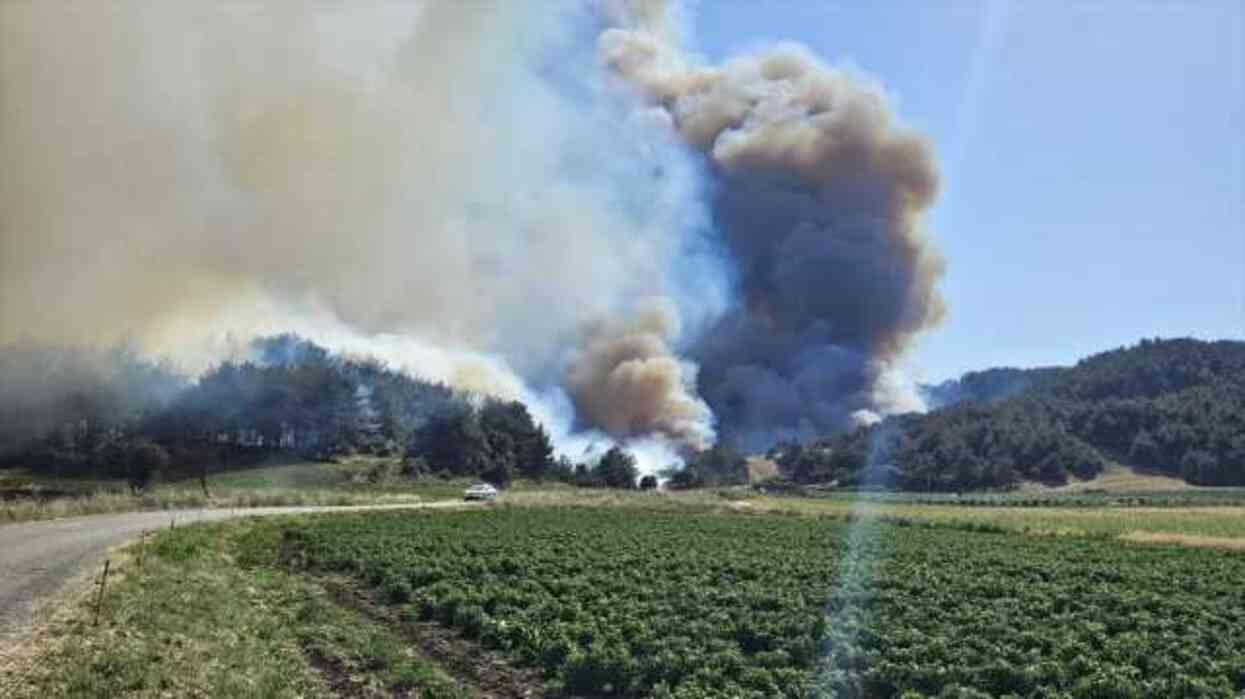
top-left (779, 338), bottom-right (1245, 490)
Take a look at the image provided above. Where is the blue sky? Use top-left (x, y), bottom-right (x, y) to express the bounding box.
top-left (693, 0), bottom-right (1244, 382)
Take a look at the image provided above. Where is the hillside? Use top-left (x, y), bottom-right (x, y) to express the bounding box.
top-left (779, 338), bottom-right (1245, 490)
top-left (0, 335), bottom-right (559, 490)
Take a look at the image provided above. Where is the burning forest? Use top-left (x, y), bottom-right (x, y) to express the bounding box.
top-left (0, 0), bottom-right (945, 474)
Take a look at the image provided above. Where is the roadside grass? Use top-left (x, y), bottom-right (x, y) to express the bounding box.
top-left (0, 487), bottom-right (425, 525)
top-left (0, 480), bottom-right (747, 526)
top-left (1, 458), bottom-right (576, 524)
top-left (7, 517), bottom-right (468, 698)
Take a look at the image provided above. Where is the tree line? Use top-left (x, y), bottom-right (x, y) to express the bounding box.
top-left (1, 335), bottom-right (756, 493)
top-left (777, 338), bottom-right (1245, 490)
top-left (2, 335), bottom-right (548, 490)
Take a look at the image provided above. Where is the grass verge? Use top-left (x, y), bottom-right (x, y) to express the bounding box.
top-left (0, 488), bottom-right (426, 525)
top-left (1, 457), bottom-right (572, 524)
top-left (3, 518), bottom-right (468, 698)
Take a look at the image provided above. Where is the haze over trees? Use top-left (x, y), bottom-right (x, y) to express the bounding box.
top-left (3, 336), bottom-right (1241, 492)
top-left (780, 339), bottom-right (1245, 490)
top-left (0, 335), bottom-right (680, 492)
top-left (1, 337), bottom-right (539, 485)
top-left (0, 345), bottom-right (186, 482)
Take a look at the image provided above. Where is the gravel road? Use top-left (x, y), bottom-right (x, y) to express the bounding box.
top-left (0, 503), bottom-right (453, 644)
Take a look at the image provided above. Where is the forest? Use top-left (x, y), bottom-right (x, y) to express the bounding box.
top-left (0, 336), bottom-right (545, 490)
top-left (4, 336), bottom-right (1240, 492)
top-left (779, 338), bottom-right (1245, 489)
top-left (0, 334), bottom-right (756, 493)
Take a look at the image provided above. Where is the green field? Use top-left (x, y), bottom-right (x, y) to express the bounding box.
top-left (14, 500), bottom-right (1245, 697)
top-left (256, 506), bottom-right (1245, 697)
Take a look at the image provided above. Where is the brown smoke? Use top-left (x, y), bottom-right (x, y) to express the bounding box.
top-left (565, 299), bottom-right (713, 451)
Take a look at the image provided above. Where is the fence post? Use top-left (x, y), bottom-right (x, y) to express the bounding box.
top-left (137, 530), bottom-right (146, 571)
top-left (93, 559), bottom-right (111, 626)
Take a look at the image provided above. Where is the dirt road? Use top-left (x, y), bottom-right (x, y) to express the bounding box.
top-left (0, 503), bottom-right (454, 644)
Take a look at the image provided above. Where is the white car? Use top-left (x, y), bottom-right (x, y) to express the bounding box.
top-left (463, 483), bottom-right (499, 501)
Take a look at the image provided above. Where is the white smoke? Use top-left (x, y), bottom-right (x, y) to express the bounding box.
top-left (0, 1), bottom-right (732, 458)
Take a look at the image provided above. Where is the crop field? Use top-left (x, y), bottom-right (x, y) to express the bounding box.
top-left (265, 507), bottom-right (1245, 698)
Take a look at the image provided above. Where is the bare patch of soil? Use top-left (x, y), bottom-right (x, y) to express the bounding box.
top-left (321, 576), bottom-right (545, 699)
top-left (301, 642), bottom-right (374, 697)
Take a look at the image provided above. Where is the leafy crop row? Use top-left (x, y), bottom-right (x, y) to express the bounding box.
top-left (272, 507), bottom-right (1245, 697)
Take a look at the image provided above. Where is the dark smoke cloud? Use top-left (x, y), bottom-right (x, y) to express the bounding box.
top-left (601, 17), bottom-right (945, 450)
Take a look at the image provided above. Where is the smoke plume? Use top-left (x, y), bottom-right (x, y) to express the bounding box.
top-left (565, 299), bottom-right (713, 450)
top-left (1, 0), bottom-right (943, 458)
top-left (601, 13), bottom-right (945, 450)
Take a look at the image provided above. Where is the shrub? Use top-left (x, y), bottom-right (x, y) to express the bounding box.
top-left (126, 440), bottom-right (169, 494)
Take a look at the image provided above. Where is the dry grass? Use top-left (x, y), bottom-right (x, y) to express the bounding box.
top-left (1119, 530), bottom-right (1245, 551)
top-left (744, 495), bottom-right (1245, 547)
top-left (1, 460), bottom-right (566, 525)
top-left (0, 488), bottom-right (423, 525)
top-left (1021, 463), bottom-right (1201, 493)
top-left (497, 487), bottom-right (739, 511)
top-left (745, 456), bottom-right (780, 483)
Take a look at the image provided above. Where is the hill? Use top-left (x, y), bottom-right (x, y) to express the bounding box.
top-left (778, 338), bottom-right (1245, 490)
top-left (0, 335), bottom-right (559, 491)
